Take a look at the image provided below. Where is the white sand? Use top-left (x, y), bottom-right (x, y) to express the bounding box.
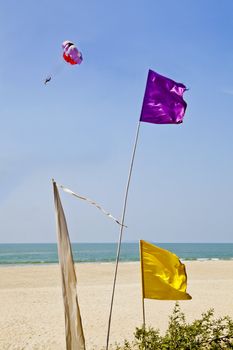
top-left (0, 261), bottom-right (232, 349)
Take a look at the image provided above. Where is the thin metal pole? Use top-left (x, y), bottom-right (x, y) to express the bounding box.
top-left (142, 298), bottom-right (145, 328)
top-left (139, 240), bottom-right (146, 327)
top-left (106, 121), bottom-right (141, 350)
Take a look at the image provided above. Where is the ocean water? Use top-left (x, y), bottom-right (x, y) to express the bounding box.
top-left (0, 243), bottom-right (232, 266)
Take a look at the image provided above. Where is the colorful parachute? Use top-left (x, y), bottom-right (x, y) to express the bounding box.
top-left (43, 41), bottom-right (83, 85)
top-left (62, 40), bottom-right (83, 65)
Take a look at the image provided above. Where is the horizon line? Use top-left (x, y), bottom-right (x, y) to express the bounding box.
top-left (0, 241), bottom-right (233, 244)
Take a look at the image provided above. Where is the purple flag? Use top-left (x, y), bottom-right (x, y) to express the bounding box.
top-left (140, 69), bottom-right (187, 124)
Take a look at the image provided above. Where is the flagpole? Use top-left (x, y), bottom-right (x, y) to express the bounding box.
top-left (139, 240), bottom-right (146, 327)
top-left (106, 120), bottom-right (141, 350)
top-left (106, 69), bottom-right (188, 348)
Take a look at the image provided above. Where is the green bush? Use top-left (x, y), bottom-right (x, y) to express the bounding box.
top-left (115, 303), bottom-right (233, 349)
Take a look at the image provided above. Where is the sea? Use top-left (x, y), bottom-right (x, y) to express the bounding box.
top-left (0, 243), bottom-right (232, 266)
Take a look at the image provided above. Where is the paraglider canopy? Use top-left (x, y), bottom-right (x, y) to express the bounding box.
top-left (43, 40), bottom-right (83, 85)
top-left (62, 40), bottom-right (83, 65)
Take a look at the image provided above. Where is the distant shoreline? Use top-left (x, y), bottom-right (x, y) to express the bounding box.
top-left (0, 242), bottom-right (233, 265)
top-left (0, 258), bottom-right (233, 268)
top-left (1, 241), bottom-right (233, 244)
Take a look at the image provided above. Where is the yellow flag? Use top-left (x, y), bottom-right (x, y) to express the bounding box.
top-left (140, 240), bottom-right (192, 300)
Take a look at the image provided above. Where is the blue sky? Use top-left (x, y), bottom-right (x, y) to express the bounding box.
top-left (0, 0), bottom-right (233, 243)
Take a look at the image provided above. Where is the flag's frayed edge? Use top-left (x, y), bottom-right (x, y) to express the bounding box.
top-left (58, 183), bottom-right (127, 228)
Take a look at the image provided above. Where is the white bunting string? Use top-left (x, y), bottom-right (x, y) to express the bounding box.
top-left (58, 184), bottom-right (127, 228)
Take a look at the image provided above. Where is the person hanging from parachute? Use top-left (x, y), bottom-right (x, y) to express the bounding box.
top-left (44, 76), bottom-right (51, 85)
top-left (44, 40), bottom-right (83, 85)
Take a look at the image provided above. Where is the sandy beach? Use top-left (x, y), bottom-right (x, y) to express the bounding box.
top-left (0, 261), bottom-right (232, 350)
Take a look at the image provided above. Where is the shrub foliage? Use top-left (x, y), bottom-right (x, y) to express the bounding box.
top-left (115, 303), bottom-right (233, 349)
